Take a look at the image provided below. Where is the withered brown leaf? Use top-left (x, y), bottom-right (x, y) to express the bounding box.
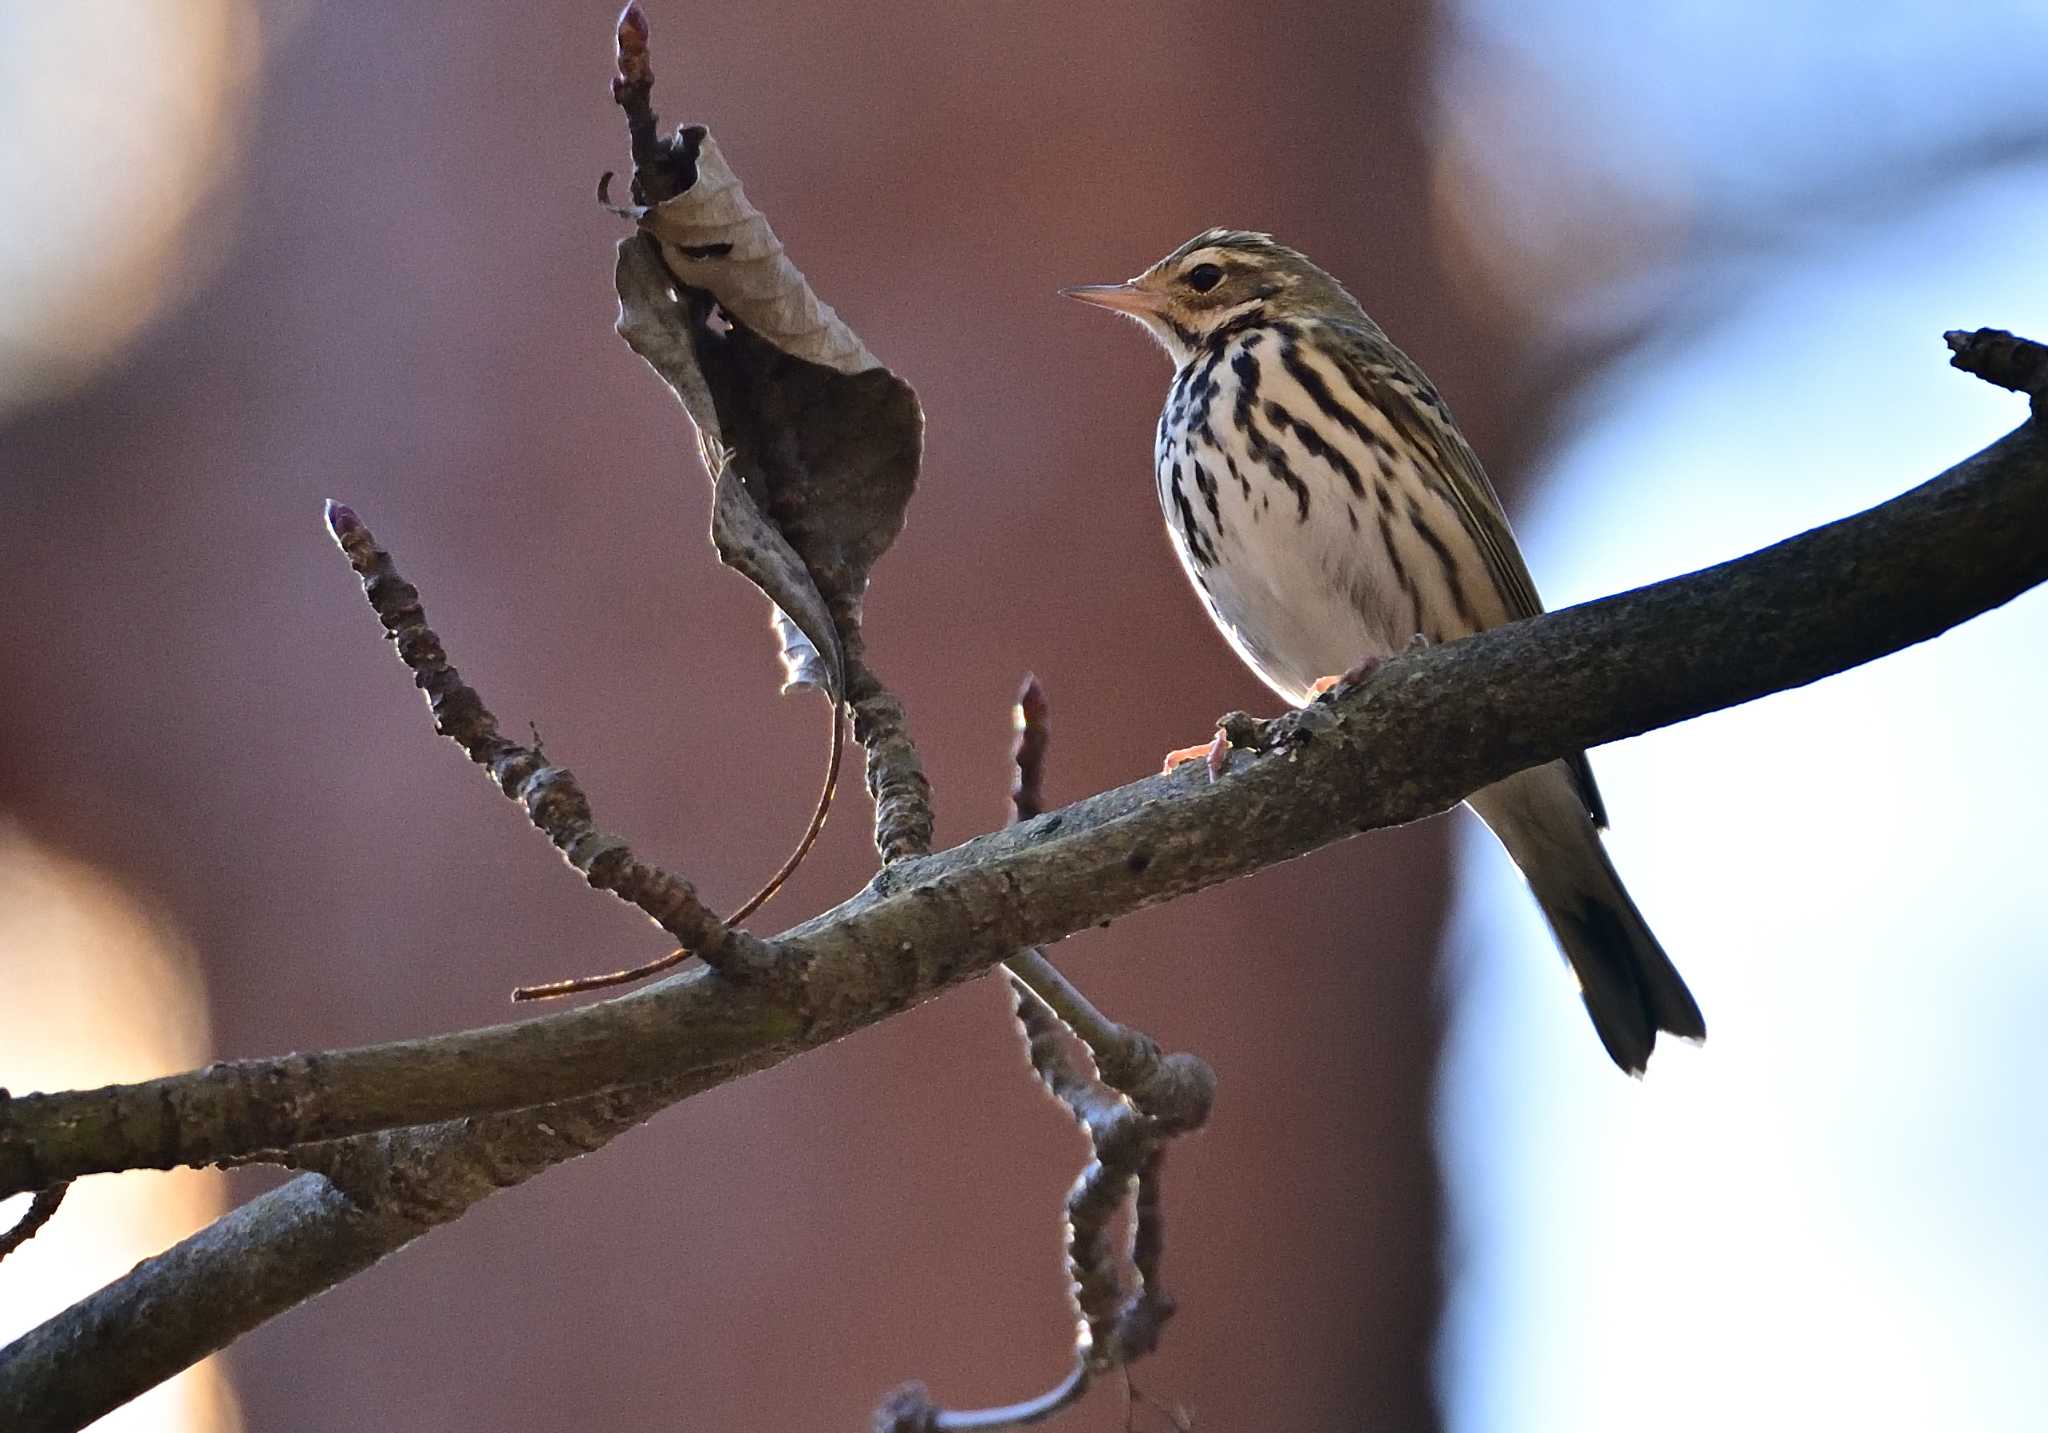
top-left (611, 130), bottom-right (922, 698)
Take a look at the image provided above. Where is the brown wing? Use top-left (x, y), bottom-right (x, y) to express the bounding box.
top-left (1329, 325), bottom-right (1610, 828)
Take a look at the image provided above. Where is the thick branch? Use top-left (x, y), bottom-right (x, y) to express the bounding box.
top-left (3, 414), bottom-right (2044, 1199)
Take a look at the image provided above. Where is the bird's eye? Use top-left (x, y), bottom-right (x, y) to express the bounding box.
top-left (1185, 263), bottom-right (1224, 293)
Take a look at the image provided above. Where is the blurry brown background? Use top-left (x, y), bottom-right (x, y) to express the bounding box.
top-left (7, 2), bottom-right (2047, 1430)
top-left (1, 5), bottom-right (1479, 1427)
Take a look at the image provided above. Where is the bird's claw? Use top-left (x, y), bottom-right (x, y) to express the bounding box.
top-left (1310, 638), bottom-right (1431, 701)
top-left (1161, 711), bottom-right (1277, 782)
top-left (1310, 654), bottom-right (1386, 699)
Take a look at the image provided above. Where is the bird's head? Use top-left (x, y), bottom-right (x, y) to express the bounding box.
top-left (1061, 228), bottom-right (1364, 366)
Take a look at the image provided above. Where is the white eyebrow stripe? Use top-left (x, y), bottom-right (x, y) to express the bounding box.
top-left (1178, 248), bottom-right (1233, 272)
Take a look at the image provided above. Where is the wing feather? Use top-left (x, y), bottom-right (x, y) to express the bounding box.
top-left (1326, 323), bottom-right (1610, 828)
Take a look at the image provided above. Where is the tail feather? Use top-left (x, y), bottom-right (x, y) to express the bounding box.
top-left (1471, 764), bottom-right (1705, 1076)
top-left (1542, 870), bottom-right (1705, 1076)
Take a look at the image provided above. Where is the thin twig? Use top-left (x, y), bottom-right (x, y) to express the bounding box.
top-left (324, 501), bottom-right (773, 983)
top-left (0, 1183), bottom-right (68, 1264)
top-left (1011, 674), bottom-right (1048, 821)
top-left (877, 679), bottom-right (1213, 1431)
top-left (1001, 681), bottom-right (1213, 1122)
top-left (610, 3), bottom-right (696, 207)
top-left (512, 700), bottom-right (844, 1001)
top-left (844, 624), bottom-right (934, 863)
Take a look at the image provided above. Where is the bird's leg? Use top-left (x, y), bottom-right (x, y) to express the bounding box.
top-left (1308, 634), bottom-right (1432, 699)
top-left (1161, 710), bottom-right (1281, 780)
top-left (1309, 654), bottom-right (1386, 699)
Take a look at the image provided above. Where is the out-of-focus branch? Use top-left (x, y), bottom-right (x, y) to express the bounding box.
top-left (3, 395), bottom-right (2045, 1201)
top-left (0, 1183), bottom-right (67, 1263)
top-left (0, 1058), bottom-right (762, 1433)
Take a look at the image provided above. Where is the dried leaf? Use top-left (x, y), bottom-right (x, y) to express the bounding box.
top-left (610, 129), bottom-right (922, 695)
top-left (641, 132), bottom-right (879, 375)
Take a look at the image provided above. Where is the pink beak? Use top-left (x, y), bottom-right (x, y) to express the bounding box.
top-left (1058, 281), bottom-right (1164, 316)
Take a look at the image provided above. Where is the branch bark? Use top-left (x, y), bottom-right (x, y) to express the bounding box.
top-left (2, 382), bottom-right (2044, 1428)
top-left (3, 407), bottom-right (2044, 1207)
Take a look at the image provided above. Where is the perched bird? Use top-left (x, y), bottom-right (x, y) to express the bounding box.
top-left (1063, 229), bottom-right (1704, 1074)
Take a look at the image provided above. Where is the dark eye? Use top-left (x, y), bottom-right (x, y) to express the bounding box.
top-left (1185, 263), bottom-right (1224, 293)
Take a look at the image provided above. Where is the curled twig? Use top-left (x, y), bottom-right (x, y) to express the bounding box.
top-left (876, 680), bottom-right (1214, 1430)
top-left (1002, 681), bottom-right (1213, 1122)
top-left (0, 1182), bottom-right (69, 1264)
top-left (324, 501), bottom-right (777, 985)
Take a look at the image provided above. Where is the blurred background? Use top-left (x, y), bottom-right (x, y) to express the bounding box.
top-left (3, 1), bottom-right (2046, 1429)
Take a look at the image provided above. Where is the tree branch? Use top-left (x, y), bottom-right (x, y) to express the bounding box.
top-left (0, 1183), bottom-right (68, 1263)
top-left (3, 387), bottom-right (2044, 1428)
top-left (2, 403), bottom-right (2043, 1204)
top-left (874, 676), bottom-right (1212, 1430)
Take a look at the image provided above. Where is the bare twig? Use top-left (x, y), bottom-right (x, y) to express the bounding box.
top-left (610, 3), bottom-right (695, 207)
top-left (0, 1182), bottom-right (68, 1264)
top-left (1001, 680), bottom-right (1212, 1120)
top-left (1011, 673), bottom-right (1049, 821)
top-left (324, 502), bottom-right (777, 987)
top-left (877, 678), bottom-right (1213, 1430)
top-left (844, 625), bottom-right (935, 863)
top-left (513, 700), bottom-right (844, 1001)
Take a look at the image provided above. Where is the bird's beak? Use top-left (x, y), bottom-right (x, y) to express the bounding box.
top-left (1058, 281), bottom-right (1164, 316)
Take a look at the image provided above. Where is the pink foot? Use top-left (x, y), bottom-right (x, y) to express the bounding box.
top-left (1310, 654), bottom-right (1387, 698)
top-left (1161, 728), bottom-right (1233, 781)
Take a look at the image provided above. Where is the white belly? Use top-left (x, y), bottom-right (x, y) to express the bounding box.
top-left (1154, 323), bottom-right (1502, 705)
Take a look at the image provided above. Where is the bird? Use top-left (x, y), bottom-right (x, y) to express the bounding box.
top-left (1062, 228), bottom-right (1704, 1074)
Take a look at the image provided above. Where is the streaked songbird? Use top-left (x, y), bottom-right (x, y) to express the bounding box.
top-left (1063, 229), bottom-right (1704, 1074)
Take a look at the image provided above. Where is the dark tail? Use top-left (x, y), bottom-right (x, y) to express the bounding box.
top-left (1472, 764), bottom-right (1706, 1075)
top-left (1532, 839), bottom-right (1706, 1076)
